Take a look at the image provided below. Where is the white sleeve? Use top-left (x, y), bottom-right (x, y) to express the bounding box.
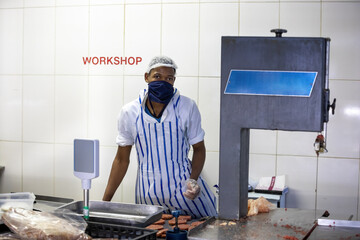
top-left (115, 107), bottom-right (135, 146)
top-left (187, 100), bottom-right (205, 146)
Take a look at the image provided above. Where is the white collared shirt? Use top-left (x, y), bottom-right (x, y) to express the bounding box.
top-left (116, 88), bottom-right (205, 147)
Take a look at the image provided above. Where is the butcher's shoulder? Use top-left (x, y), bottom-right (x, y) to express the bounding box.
top-left (177, 94), bottom-right (198, 115)
top-left (120, 98), bottom-right (140, 120)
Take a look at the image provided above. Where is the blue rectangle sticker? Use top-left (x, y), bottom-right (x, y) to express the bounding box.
top-left (224, 70), bottom-right (317, 97)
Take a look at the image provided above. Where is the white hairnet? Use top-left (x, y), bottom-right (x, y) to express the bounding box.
top-left (146, 56), bottom-right (178, 74)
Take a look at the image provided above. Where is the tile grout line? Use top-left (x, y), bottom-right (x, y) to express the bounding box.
top-left (278, 0), bottom-right (280, 28)
top-left (315, 155), bottom-right (319, 213)
top-left (197, 0), bottom-right (201, 105)
top-left (357, 156), bottom-right (360, 220)
top-left (120, 3), bottom-right (127, 203)
top-left (358, 145), bottom-right (360, 220)
top-left (320, 0), bottom-right (323, 37)
top-left (21, 0), bottom-right (25, 192)
top-left (275, 131), bottom-right (278, 176)
top-left (238, 0), bottom-right (240, 36)
top-left (316, 0), bottom-right (321, 214)
top-left (160, 0), bottom-right (163, 55)
top-left (87, 1), bottom-right (91, 139)
top-left (53, 0), bottom-right (57, 197)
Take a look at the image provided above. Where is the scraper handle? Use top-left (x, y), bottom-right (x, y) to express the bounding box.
top-left (83, 189), bottom-right (89, 220)
top-left (82, 179), bottom-right (91, 190)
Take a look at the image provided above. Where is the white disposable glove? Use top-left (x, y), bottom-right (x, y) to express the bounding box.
top-left (183, 179), bottom-right (200, 200)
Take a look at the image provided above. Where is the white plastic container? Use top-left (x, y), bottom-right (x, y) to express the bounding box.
top-left (0, 192), bottom-right (36, 214)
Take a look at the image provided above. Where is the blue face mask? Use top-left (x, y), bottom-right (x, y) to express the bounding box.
top-left (148, 81), bottom-right (174, 105)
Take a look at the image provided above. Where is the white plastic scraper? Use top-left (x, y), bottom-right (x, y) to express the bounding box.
top-left (74, 139), bottom-right (99, 220)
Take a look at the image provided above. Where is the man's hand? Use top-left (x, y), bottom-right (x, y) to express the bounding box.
top-left (183, 179), bottom-right (200, 200)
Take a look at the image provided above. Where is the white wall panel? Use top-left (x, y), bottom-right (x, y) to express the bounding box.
top-left (279, 2), bottom-right (321, 37)
top-left (23, 143), bottom-right (54, 195)
top-left (0, 9), bottom-right (23, 74)
top-left (23, 76), bottom-right (54, 142)
top-left (89, 5), bottom-right (125, 76)
top-left (249, 154), bottom-right (276, 188)
top-left (199, 3), bottom-right (238, 77)
top-left (277, 156), bottom-right (317, 209)
top-left (201, 151), bottom-right (219, 197)
top-left (24, 7), bottom-right (55, 75)
top-left (317, 157), bottom-right (359, 219)
top-left (240, 3), bottom-right (279, 36)
top-left (322, 2), bottom-right (360, 80)
top-left (162, 4), bottom-right (199, 76)
top-left (173, 76), bottom-right (198, 105)
top-left (0, 76), bottom-right (22, 141)
top-left (90, 0), bottom-right (124, 5)
top-left (0, 0), bottom-right (23, 8)
top-left (55, 76), bottom-right (88, 143)
top-left (54, 143), bottom-right (81, 200)
top-left (326, 80), bottom-right (360, 159)
top-left (24, 0), bottom-right (55, 7)
top-left (0, 142), bottom-right (22, 193)
top-left (250, 130), bottom-right (277, 155)
top-left (277, 131), bottom-right (318, 157)
top-left (56, 0), bottom-right (89, 6)
top-left (124, 4), bottom-right (161, 75)
top-left (123, 76), bottom-right (148, 105)
top-left (88, 76), bottom-right (124, 146)
top-left (55, 6), bottom-right (89, 75)
top-left (199, 77), bottom-right (220, 152)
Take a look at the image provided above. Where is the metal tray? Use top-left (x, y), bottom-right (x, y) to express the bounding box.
top-left (33, 194), bottom-right (74, 212)
top-left (57, 201), bottom-right (166, 227)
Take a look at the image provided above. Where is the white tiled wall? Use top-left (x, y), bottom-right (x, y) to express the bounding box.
top-left (0, 0), bottom-right (359, 220)
top-left (162, 4), bottom-right (199, 76)
top-left (0, 76), bottom-right (22, 141)
top-left (89, 5), bottom-right (125, 76)
top-left (124, 4), bottom-right (161, 75)
top-left (23, 76), bottom-right (54, 142)
top-left (55, 6), bottom-right (89, 75)
top-left (0, 9), bottom-right (23, 74)
top-left (24, 8), bottom-right (55, 75)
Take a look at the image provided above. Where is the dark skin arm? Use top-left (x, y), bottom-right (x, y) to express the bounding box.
top-left (102, 145), bottom-right (132, 201)
top-left (183, 140), bottom-right (206, 200)
top-left (190, 140), bottom-right (206, 180)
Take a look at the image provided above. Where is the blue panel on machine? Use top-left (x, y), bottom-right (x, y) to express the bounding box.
top-left (224, 70), bottom-right (317, 97)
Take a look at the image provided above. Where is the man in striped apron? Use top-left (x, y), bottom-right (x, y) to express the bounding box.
top-left (103, 56), bottom-right (217, 218)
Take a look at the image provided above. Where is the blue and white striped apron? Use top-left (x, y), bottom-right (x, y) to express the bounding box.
top-left (133, 91), bottom-right (217, 218)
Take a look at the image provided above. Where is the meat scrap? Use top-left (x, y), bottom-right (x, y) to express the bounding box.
top-left (161, 214), bottom-right (173, 220)
top-left (168, 218), bottom-right (187, 225)
top-left (153, 219), bottom-right (165, 225)
top-left (156, 228), bottom-right (168, 237)
top-left (190, 221), bottom-right (205, 227)
top-left (178, 215), bottom-right (192, 221)
top-left (175, 224), bottom-right (190, 231)
top-left (247, 196), bottom-right (276, 216)
top-left (145, 224), bottom-right (163, 230)
top-left (282, 236), bottom-right (299, 240)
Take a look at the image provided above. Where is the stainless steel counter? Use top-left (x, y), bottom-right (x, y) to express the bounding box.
top-left (9, 195), bottom-right (360, 240)
top-left (188, 208), bottom-right (324, 240)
